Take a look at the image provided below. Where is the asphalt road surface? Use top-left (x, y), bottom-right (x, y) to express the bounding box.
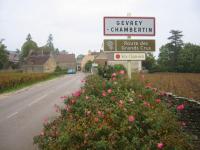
top-left (0, 73), bottom-right (86, 150)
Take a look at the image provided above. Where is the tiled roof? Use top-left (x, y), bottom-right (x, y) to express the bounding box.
top-left (8, 51), bottom-right (20, 62)
top-left (26, 55), bottom-right (50, 65)
top-left (55, 54), bottom-right (76, 63)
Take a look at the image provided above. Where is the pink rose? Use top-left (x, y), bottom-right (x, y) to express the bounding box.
top-left (81, 79), bottom-right (85, 83)
top-left (128, 115), bottom-right (135, 123)
top-left (112, 73), bottom-right (117, 77)
top-left (40, 131), bottom-right (44, 136)
top-left (119, 70), bottom-right (125, 75)
top-left (102, 91), bottom-right (107, 97)
top-left (97, 111), bottom-right (104, 118)
top-left (86, 110), bottom-right (91, 116)
top-left (72, 90), bottom-right (81, 97)
top-left (155, 99), bottom-right (161, 103)
top-left (177, 104), bottom-right (184, 110)
top-left (118, 100), bottom-right (124, 108)
top-left (85, 96), bottom-right (89, 100)
top-left (65, 105), bottom-right (71, 112)
top-left (107, 89), bottom-right (112, 94)
top-left (144, 101), bottom-right (151, 107)
top-left (94, 117), bottom-right (99, 123)
top-left (71, 99), bottom-right (76, 105)
top-left (157, 142), bottom-right (164, 149)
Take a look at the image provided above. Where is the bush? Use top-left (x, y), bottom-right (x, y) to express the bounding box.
top-left (34, 71), bottom-right (193, 150)
top-left (54, 66), bottom-right (67, 75)
top-left (85, 60), bottom-right (93, 72)
top-left (98, 64), bottom-right (126, 79)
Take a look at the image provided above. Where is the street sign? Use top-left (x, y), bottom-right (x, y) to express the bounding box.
top-left (114, 53), bottom-right (145, 61)
top-left (104, 39), bottom-right (155, 52)
top-left (104, 17), bottom-right (155, 36)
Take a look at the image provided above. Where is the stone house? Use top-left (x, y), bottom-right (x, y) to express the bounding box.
top-left (94, 51), bottom-right (108, 66)
top-left (23, 55), bottom-right (57, 73)
top-left (76, 55), bottom-right (84, 71)
top-left (8, 51), bottom-right (20, 64)
top-left (81, 51), bottom-right (100, 71)
top-left (55, 54), bottom-right (76, 71)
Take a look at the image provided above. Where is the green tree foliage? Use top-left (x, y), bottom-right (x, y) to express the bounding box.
top-left (168, 30), bottom-right (183, 71)
top-left (157, 30), bottom-right (200, 73)
top-left (85, 60), bottom-right (93, 72)
top-left (21, 33), bottom-right (38, 58)
top-left (142, 53), bottom-right (157, 72)
top-left (157, 44), bottom-right (172, 71)
top-left (177, 43), bottom-right (200, 72)
top-left (0, 39), bottom-right (9, 69)
top-left (46, 34), bottom-right (54, 52)
top-left (168, 30), bottom-right (183, 47)
top-left (158, 30), bottom-right (184, 72)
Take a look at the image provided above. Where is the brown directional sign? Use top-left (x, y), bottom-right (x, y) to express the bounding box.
top-left (104, 39), bottom-right (155, 52)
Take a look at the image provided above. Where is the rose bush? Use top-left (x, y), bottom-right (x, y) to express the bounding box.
top-left (34, 70), bottom-right (193, 150)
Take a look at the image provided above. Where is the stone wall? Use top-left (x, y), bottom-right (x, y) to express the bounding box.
top-left (163, 94), bottom-right (200, 149)
top-left (44, 57), bottom-right (57, 73)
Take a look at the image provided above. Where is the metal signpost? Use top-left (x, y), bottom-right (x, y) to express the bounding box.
top-left (103, 14), bottom-right (156, 79)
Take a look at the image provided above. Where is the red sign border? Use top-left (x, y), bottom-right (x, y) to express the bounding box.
top-left (103, 16), bottom-right (156, 36)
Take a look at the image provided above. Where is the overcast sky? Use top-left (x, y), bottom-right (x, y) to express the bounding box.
top-left (0, 0), bottom-right (200, 57)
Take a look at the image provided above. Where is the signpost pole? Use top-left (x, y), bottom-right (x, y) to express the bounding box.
top-left (127, 12), bottom-right (132, 79)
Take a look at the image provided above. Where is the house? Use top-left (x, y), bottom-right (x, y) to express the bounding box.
top-left (8, 51), bottom-right (20, 64)
top-left (76, 54), bottom-right (84, 71)
top-left (81, 51), bottom-right (100, 71)
top-left (55, 54), bottom-right (76, 71)
top-left (94, 51), bottom-right (108, 66)
top-left (23, 55), bottom-right (56, 73)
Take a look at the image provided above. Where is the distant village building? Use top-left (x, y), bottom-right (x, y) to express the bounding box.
top-left (94, 51), bottom-right (107, 66)
top-left (81, 51), bottom-right (100, 71)
top-left (55, 54), bottom-right (76, 70)
top-left (23, 55), bottom-right (56, 73)
top-left (8, 51), bottom-right (20, 64)
top-left (76, 54), bottom-right (84, 71)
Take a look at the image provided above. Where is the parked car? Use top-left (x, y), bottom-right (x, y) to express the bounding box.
top-left (67, 68), bottom-right (76, 74)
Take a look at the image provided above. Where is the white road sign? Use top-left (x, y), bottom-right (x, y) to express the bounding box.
top-left (104, 17), bottom-right (155, 36)
top-left (114, 53), bottom-right (145, 61)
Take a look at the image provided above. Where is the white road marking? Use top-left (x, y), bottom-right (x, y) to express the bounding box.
top-left (28, 94), bottom-right (47, 106)
top-left (7, 112), bottom-right (18, 119)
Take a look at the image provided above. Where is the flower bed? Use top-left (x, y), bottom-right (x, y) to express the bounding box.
top-left (34, 71), bottom-right (193, 150)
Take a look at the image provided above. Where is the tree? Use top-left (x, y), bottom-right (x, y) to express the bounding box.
top-left (26, 33), bottom-right (32, 41)
top-left (168, 30), bottom-right (184, 71)
top-left (46, 34), bottom-right (54, 52)
top-left (168, 30), bottom-right (183, 47)
top-left (84, 60), bottom-right (93, 72)
top-left (21, 33), bottom-right (38, 58)
top-left (0, 39), bottom-right (9, 69)
top-left (142, 53), bottom-right (157, 72)
top-left (157, 43), bottom-right (172, 71)
top-left (177, 43), bottom-right (200, 72)
top-left (157, 30), bottom-right (184, 72)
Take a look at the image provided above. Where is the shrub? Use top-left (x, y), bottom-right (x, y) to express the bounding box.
top-left (34, 71), bottom-right (193, 150)
top-left (0, 72), bottom-right (59, 93)
top-left (98, 64), bottom-right (126, 79)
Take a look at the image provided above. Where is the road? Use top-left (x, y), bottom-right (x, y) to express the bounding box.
top-left (0, 73), bottom-right (86, 150)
